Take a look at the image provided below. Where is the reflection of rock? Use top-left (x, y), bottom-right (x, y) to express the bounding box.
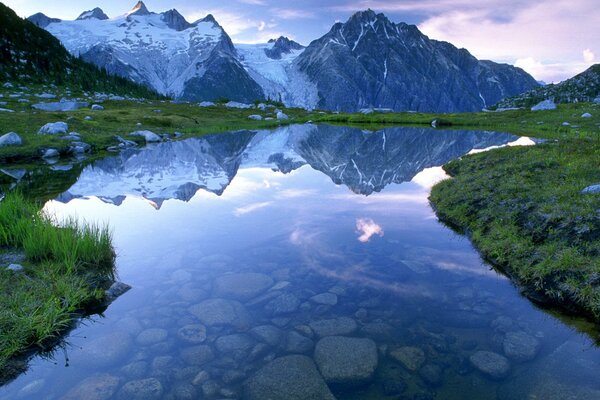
top-left (243, 355), bottom-right (335, 400)
top-left (314, 336), bottom-right (378, 385)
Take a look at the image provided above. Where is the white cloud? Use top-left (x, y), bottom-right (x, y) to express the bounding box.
top-left (356, 218), bottom-right (384, 243)
top-left (258, 20), bottom-right (266, 31)
top-left (583, 48), bottom-right (595, 63)
top-left (272, 8), bottom-right (317, 20)
top-left (233, 201), bottom-right (273, 216)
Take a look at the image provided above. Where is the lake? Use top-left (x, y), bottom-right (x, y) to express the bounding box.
top-left (2, 124), bottom-right (599, 400)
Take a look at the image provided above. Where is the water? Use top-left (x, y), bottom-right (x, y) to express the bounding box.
top-left (2, 124), bottom-right (599, 399)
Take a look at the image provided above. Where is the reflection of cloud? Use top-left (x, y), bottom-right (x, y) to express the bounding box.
top-left (411, 167), bottom-right (450, 189)
top-left (277, 189), bottom-right (317, 198)
top-left (234, 201), bottom-right (272, 216)
top-left (468, 136), bottom-right (536, 155)
top-left (356, 218), bottom-right (384, 243)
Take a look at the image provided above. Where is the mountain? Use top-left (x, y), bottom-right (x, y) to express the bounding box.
top-left (291, 10), bottom-right (538, 112)
top-left (29, 2), bottom-right (264, 103)
top-left (59, 125), bottom-right (519, 205)
top-left (0, 3), bottom-right (159, 98)
top-left (493, 64), bottom-right (600, 109)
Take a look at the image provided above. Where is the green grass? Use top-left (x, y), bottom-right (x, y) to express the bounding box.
top-left (0, 191), bottom-right (115, 381)
top-left (430, 139), bottom-right (600, 319)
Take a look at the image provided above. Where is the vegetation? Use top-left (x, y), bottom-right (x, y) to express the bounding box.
top-left (0, 191), bottom-right (115, 382)
top-left (430, 135), bottom-right (600, 320)
top-left (0, 3), bottom-right (161, 99)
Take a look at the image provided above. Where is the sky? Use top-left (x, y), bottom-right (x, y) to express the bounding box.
top-left (4, 0), bottom-right (598, 83)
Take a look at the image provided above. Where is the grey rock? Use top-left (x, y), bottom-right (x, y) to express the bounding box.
top-left (199, 101), bottom-right (215, 107)
top-left (582, 184), bottom-right (600, 194)
top-left (310, 292), bottom-right (338, 305)
top-left (309, 317), bottom-right (358, 337)
top-left (225, 101), bottom-right (253, 109)
top-left (177, 324), bottom-right (207, 344)
top-left (6, 264), bottom-right (24, 272)
top-left (0, 108), bottom-right (15, 113)
top-left (62, 374), bottom-right (120, 400)
top-left (250, 325), bottom-right (283, 347)
top-left (248, 114), bottom-right (263, 120)
top-left (136, 328), bottom-right (168, 346)
top-left (117, 378), bottom-right (163, 400)
top-left (129, 130), bottom-right (162, 143)
top-left (243, 355), bottom-right (335, 400)
top-left (389, 346), bottom-right (426, 371)
top-left (285, 331), bottom-right (314, 354)
top-left (531, 99), bottom-right (557, 111)
top-left (69, 141), bottom-right (91, 154)
top-left (502, 331), bottom-right (540, 362)
top-left (0, 132), bottom-right (22, 147)
top-left (276, 111), bottom-right (289, 120)
top-left (213, 272), bottom-right (274, 300)
top-left (105, 281), bottom-right (131, 303)
top-left (42, 148), bottom-right (59, 158)
top-left (92, 104), bottom-right (105, 110)
top-left (32, 101), bottom-right (88, 112)
top-left (469, 350), bottom-right (510, 380)
top-left (188, 298), bottom-right (250, 328)
top-left (84, 116), bottom-right (93, 120)
top-left (265, 293), bottom-right (301, 315)
top-left (38, 121), bottom-right (68, 135)
top-left (314, 336), bottom-right (378, 385)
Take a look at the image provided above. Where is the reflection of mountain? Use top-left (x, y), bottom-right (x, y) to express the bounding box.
top-left (60, 125), bottom-right (518, 204)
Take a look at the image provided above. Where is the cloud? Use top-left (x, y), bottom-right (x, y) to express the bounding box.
top-left (356, 218), bottom-right (384, 243)
top-left (272, 8), bottom-right (317, 20)
top-left (583, 49), bottom-right (595, 63)
top-left (258, 20), bottom-right (266, 31)
top-left (238, 0), bottom-right (267, 5)
top-left (234, 201), bottom-right (273, 216)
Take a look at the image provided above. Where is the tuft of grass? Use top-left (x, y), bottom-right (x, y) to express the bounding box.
top-left (0, 191), bottom-right (115, 381)
top-left (430, 139), bottom-right (600, 319)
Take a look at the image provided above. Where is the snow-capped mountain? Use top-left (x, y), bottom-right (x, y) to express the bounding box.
top-left (292, 10), bottom-right (539, 112)
top-left (59, 125), bottom-right (518, 206)
top-left (30, 4), bottom-right (538, 111)
top-left (30, 2), bottom-right (263, 102)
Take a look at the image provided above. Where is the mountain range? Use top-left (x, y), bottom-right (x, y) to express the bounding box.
top-left (59, 124), bottom-right (519, 206)
top-left (27, 2), bottom-right (539, 112)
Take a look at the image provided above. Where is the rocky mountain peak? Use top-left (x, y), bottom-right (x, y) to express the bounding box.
top-left (161, 9), bottom-right (190, 31)
top-left (197, 14), bottom-right (218, 27)
top-left (265, 36), bottom-right (304, 59)
top-left (27, 12), bottom-right (61, 28)
top-left (76, 7), bottom-right (109, 21)
top-left (128, 1), bottom-right (151, 16)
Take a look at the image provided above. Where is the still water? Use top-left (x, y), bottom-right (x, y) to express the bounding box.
top-left (2, 124), bottom-right (599, 399)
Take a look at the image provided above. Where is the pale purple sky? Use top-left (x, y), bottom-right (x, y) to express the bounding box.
top-left (5, 0), bottom-right (598, 83)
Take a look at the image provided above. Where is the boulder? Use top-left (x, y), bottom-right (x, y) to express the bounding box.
top-left (531, 99), bottom-right (556, 111)
top-left (502, 331), bottom-right (540, 362)
top-left (582, 184), bottom-right (600, 194)
top-left (225, 101), bottom-right (252, 109)
top-left (199, 101), bottom-right (215, 107)
top-left (36, 93), bottom-right (56, 99)
top-left (309, 317), bottom-right (358, 337)
top-left (42, 148), bottom-right (60, 158)
top-left (105, 281), bottom-right (131, 303)
top-left (276, 111), bottom-right (289, 120)
top-left (129, 130), bottom-right (162, 143)
top-left (213, 272), bottom-right (274, 300)
top-left (581, 112), bottom-right (592, 118)
top-left (69, 142), bottom-right (91, 154)
top-left (314, 336), bottom-right (378, 385)
top-left (469, 350), bottom-right (510, 379)
top-left (32, 101), bottom-right (88, 111)
top-left (188, 298), bottom-right (250, 328)
top-left (248, 114), bottom-right (263, 120)
top-left (0, 108), bottom-right (15, 113)
top-left (0, 132), bottom-right (22, 147)
top-left (38, 122), bottom-right (68, 135)
top-left (92, 104), bottom-right (105, 111)
top-left (243, 355), bottom-right (335, 400)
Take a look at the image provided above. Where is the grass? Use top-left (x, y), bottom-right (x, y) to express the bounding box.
top-left (430, 139), bottom-right (600, 319)
top-left (0, 191), bottom-right (115, 383)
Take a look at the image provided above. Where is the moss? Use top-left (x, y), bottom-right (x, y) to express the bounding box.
top-left (430, 139), bottom-right (600, 319)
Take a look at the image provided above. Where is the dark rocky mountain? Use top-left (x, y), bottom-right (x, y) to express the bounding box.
top-left (265, 37), bottom-right (304, 60)
top-left (293, 10), bottom-right (538, 112)
top-left (76, 7), bottom-right (108, 21)
top-left (59, 125), bottom-right (519, 205)
top-left (27, 12), bottom-right (61, 28)
top-left (29, 2), bottom-right (264, 103)
top-left (493, 64), bottom-right (600, 109)
top-left (0, 3), bottom-right (159, 98)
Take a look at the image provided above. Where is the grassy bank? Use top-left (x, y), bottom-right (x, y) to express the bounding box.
top-left (0, 191), bottom-right (115, 383)
top-left (430, 139), bottom-right (600, 319)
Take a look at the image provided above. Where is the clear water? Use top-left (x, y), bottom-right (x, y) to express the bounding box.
top-left (2, 125), bottom-right (599, 400)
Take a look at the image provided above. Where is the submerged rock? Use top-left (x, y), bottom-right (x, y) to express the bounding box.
top-left (188, 298), bottom-right (250, 328)
top-left (389, 346), bottom-right (426, 371)
top-left (310, 292), bottom-right (338, 305)
top-left (285, 331), bottom-right (314, 354)
top-left (469, 350), bottom-right (510, 379)
top-left (177, 324), bottom-right (207, 344)
top-left (117, 378), bottom-right (163, 400)
top-left (136, 328), bottom-right (168, 346)
top-left (62, 374), bottom-right (120, 400)
top-left (213, 272), bottom-right (274, 300)
top-left (243, 355), bottom-right (335, 400)
top-left (502, 331), bottom-right (540, 362)
top-left (314, 336), bottom-right (378, 385)
top-left (309, 317), bottom-right (358, 337)
top-left (265, 293), bottom-right (301, 315)
top-left (73, 331), bottom-right (133, 368)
